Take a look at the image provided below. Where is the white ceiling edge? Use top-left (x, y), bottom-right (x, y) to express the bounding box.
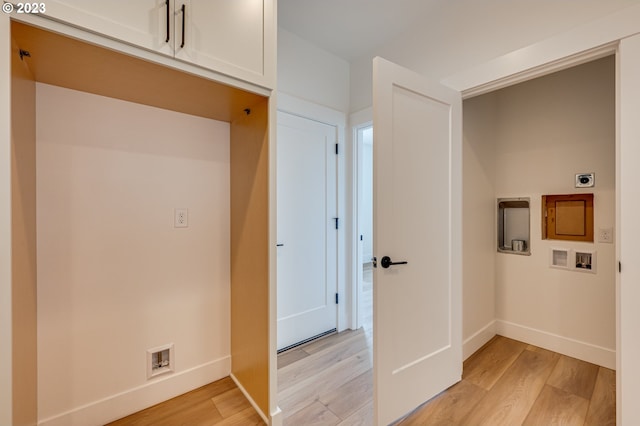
top-left (443, 4), bottom-right (640, 98)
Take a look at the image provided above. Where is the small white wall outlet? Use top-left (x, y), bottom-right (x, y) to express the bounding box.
top-left (598, 227), bottom-right (613, 243)
top-left (174, 208), bottom-right (188, 228)
top-left (147, 343), bottom-right (174, 379)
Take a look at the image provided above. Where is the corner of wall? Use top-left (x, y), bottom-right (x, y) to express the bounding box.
top-left (10, 25), bottom-right (37, 426)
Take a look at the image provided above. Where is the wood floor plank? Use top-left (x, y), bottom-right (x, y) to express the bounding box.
top-left (397, 380), bottom-right (487, 426)
top-left (460, 348), bottom-right (558, 426)
top-left (463, 335), bottom-right (528, 391)
top-left (215, 406), bottom-right (264, 425)
top-left (211, 387), bottom-right (252, 419)
top-left (277, 347), bottom-right (310, 369)
top-left (278, 348), bottom-right (372, 417)
top-left (319, 370), bottom-right (373, 419)
top-left (522, 384), bottom-right (589, 426)
top-left (106, 379), bottom-right (234, 425)
top-left (337, 400), bottom-right (373, 426)
top-left (302, 328), bottom-right (365, 355)
top-left (584, 367), bottom-right (616, 426)
top-left (546, 355), bottom-right (599, 399)
top-left (283, 401), bottom-right (341, 426)
top-left (278, 330), bottom-right (370, 391)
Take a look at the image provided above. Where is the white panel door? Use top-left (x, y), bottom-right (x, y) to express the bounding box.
top-left (373, 57), bottom-right (462, 425)
top-left (277, 111), bottom-right (338, 351)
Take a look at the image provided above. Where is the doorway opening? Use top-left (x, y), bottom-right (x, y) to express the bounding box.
top-left (356, 124), bottom-right (374, 335)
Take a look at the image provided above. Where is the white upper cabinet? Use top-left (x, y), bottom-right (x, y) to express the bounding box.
top-left (42, 0), bottom-right (274, 88)
top-left (175, 0), bottom-right (266, 86)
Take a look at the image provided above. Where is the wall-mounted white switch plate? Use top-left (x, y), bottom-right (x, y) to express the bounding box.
top-left (598, 227), bottom-right (613, 243)
top-left (174, 208), bottom-right (188, 228)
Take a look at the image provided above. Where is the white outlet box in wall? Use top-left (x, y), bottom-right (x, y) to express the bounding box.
top-left (575, 250), bottom-right (597, 274)
top-left (549, 248), bottom-right (597, 274)
top-left (147, 343), bottom-right (174, 379)
top-left (174, 208), bottom-right (188, 228)
top-left (550, 248), bottom-right (570, 269)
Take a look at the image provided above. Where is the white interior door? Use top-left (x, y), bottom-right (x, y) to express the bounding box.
top-left (373, 57), bottom-right (462, 425)
top-left (277, 111), bottom-right (338, 351)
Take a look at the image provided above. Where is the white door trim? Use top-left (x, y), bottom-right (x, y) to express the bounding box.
top-left (349, 107), bottom-right (372, 331)
top-left (277, 92), bottom-right (349, 332)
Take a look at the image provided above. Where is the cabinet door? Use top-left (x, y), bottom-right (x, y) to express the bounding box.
top-left (174, 0), bottom-right (272, 87)
top-left (44, 0), bottom-right (174, 56)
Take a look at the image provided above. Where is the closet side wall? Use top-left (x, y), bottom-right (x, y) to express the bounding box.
top-left (462, 92), bottom-right (498, 358)
top-left (493, 57), bottom-right (616, 364)
top-left (11, 31), bottom-right (38, 426)
top-left (36, 83), bottom-right (232, 422)
top-left (230, 99), bottom-right (270, 416)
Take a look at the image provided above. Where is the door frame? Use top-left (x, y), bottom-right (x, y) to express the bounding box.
top-left (342, 5), bottom-right (640, 424)
top-left (443, 10), bottom-right (640, 424)
top-left (276, 93), bottom-right (349, 333)
top-left (350, 108), bottom-right (373, 330)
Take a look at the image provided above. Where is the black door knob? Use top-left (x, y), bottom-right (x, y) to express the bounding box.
top-left (380, 256), bottom-right (408, 269)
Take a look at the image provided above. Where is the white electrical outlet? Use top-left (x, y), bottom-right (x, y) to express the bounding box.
top-left (598, 227), bottom-right (613, 243)
top-left (174, 208), bottom-right (188, 228)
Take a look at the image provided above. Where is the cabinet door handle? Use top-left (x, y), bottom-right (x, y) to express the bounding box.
top-left (165, 0), bottom-right (170, 43)
top-left (180, 4), bottom-right (186, 48)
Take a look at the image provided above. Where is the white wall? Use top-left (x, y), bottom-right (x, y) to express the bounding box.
top-left (461, 92), bottom-right (498, 355)
top-left (349, 0), bottom-right (638, 112)
top-left (36, 83), bottom-right (231, 423)
top-left (278, 27), bottom-right (350, 113)
top-left (464, 57), bottom-right (616, 365)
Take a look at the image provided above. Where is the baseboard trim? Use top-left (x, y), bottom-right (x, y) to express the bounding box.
top-left (496, 320), bottom-right (616, 369)
top-left (463, 320), bottom-right (497, 360)
top-left (38, 356), bottom-right (231, 426)
top-left (270, 406), bottom-right (283, 426)
top-left (229, 373), bottom-right (270, 425)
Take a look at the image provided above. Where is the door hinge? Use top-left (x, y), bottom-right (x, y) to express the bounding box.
top-left (334, 217), bottom-right (339, 230)
top-left (335, 293), bottom-right (339, 304)
top-left (619, 261), bottom-right (622, 273)
top-left (335, 143), bottom-right (339, 155)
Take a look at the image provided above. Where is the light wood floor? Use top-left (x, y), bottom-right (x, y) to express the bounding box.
top-left (110, 264), bottom-right (615, 425)
top-left (106, 377), bottom-right (263, 425)
top-left (397, 336), bottom-right (616, 426)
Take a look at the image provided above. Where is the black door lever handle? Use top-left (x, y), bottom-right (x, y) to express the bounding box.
top-left (380, 256), bottom-right (408, 269)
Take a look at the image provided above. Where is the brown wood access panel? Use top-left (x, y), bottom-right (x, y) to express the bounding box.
top-left (542, 194), bottom-right (594, 242)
